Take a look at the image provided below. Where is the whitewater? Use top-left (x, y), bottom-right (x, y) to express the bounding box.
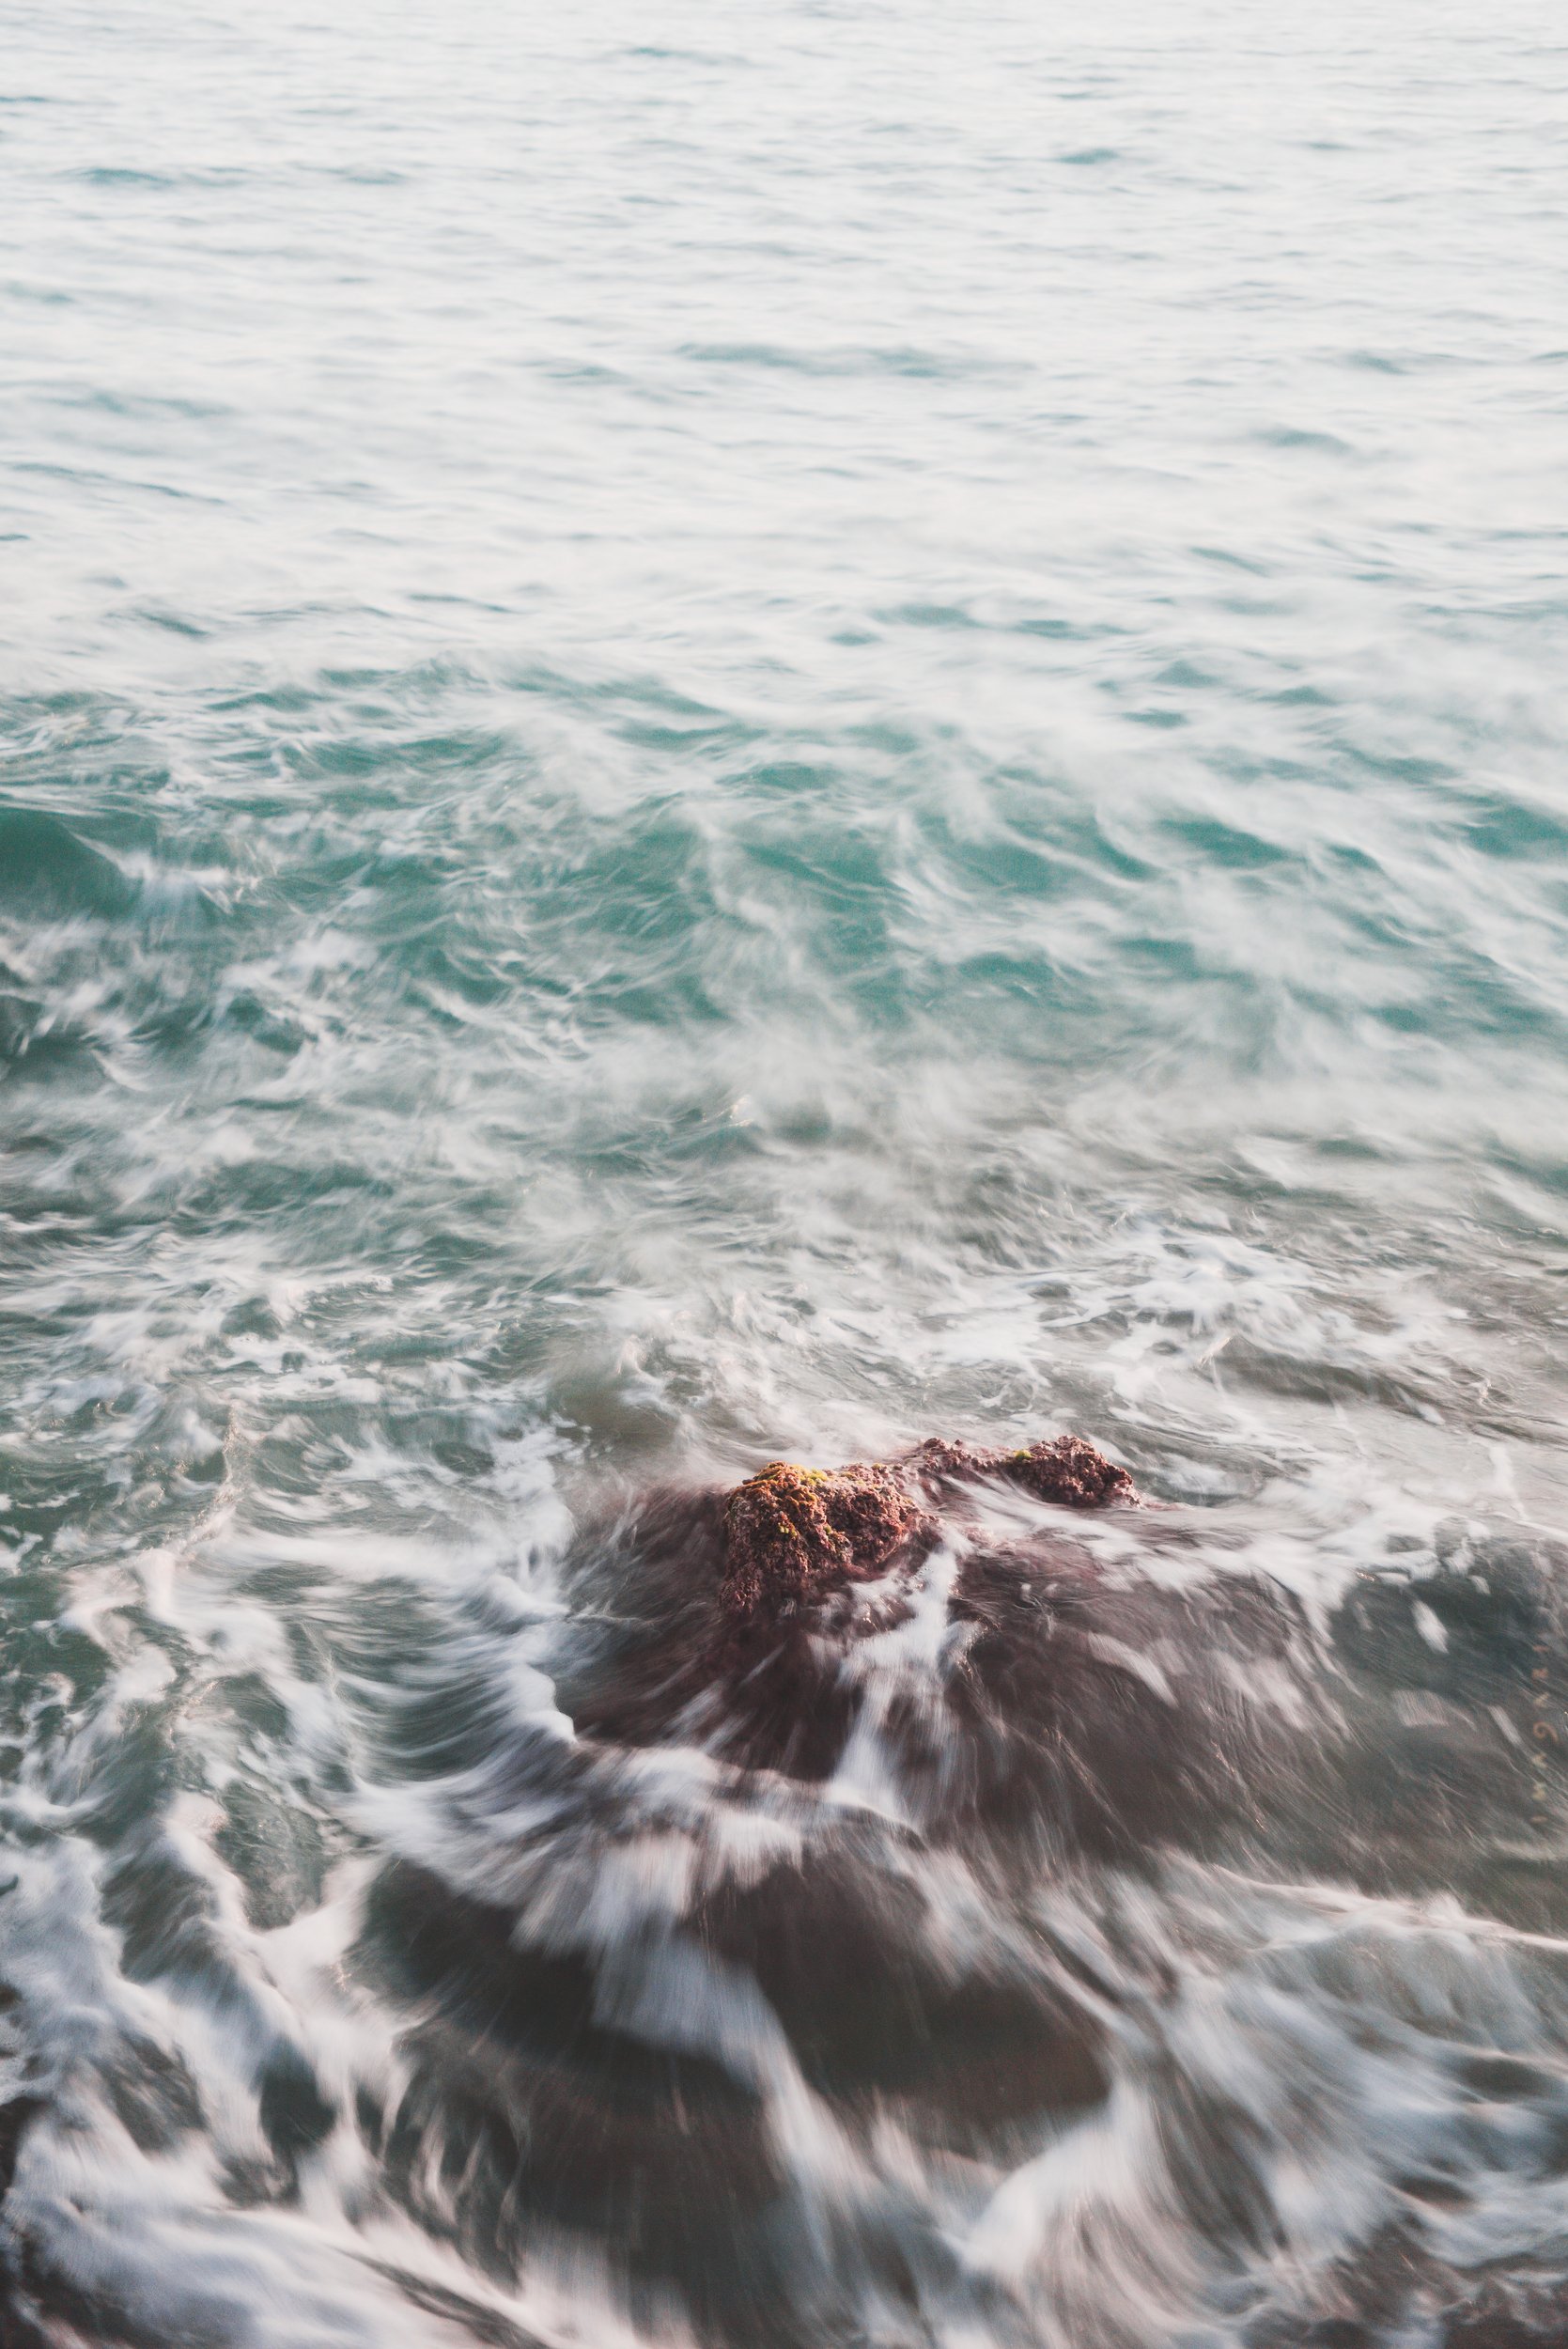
top-left (3, 2), bottom-right (1567, 2342)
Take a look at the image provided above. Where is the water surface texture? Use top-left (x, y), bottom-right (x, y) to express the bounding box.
top-left (4, 2), bottom-right (1568, 2343)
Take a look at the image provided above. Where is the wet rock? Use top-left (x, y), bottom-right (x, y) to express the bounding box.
top-left (720, 1458), bottom-right (934, 1620)
top-left (719, 1434), bottom-right (1134, 1621)
top-left (908, 1432), bottom-right (1137, 1509)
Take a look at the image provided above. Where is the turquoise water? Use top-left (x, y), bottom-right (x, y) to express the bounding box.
top-left (4, 3), bottom-right (1568, 2342)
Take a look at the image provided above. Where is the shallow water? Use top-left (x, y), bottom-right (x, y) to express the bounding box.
top-left (4, 2), bottom-right (1568, 2342)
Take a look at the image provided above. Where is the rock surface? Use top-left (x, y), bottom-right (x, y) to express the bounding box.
top-left (720, 1458), bottom-right (935, 1620)
top-left (720, 1434), bottom-right (1133, 1620)
top-left (908, 1433), bottom-right (1136, 1509)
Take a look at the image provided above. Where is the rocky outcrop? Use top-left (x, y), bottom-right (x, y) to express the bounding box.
top-left (720, 1434), bottom-right (1134, 1621)
top-left (720, 1459), bottom-right (935, 1620)
top-left (907, 1433), bottom-right (1136, 1510)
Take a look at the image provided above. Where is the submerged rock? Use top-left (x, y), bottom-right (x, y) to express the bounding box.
top-left (719, 1433), bottom-right (1133, 1620)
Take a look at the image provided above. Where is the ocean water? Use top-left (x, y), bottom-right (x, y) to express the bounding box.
top-left (4, 1), bottom-right (1568, 2342)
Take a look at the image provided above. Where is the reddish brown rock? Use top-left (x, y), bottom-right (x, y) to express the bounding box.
top-left (720, 1458), bottom-right (935, 1621)
top-left (719, 1435), bottom-right (1134, 1621)
top-left (908, 1433), bottom-right (1136, 1509)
